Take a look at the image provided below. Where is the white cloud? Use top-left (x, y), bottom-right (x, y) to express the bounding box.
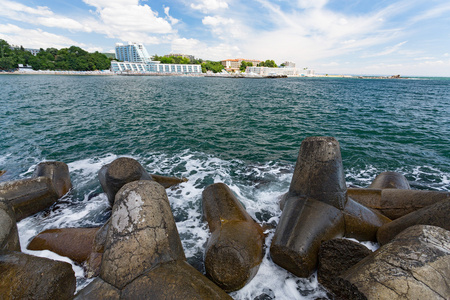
top-left (362, 41), bottom-right (408, 58)
top-left (409, 3), bottom-right (450, 23)
top-left (0, 0), bottom-right (90, 31)
top-left (164, 7), bottom-right (179, 25)
top-left (0, 23), bottom-right (82, 49)
top-left (170, 36), bottom-right (240, 60)
top-left (297, 0), bottom-right (328, 9)
top-left (414, 56), bottom-right (436, 61)
top-left (202, 16), bottom-right (244, 40)
top-left (190, 0), bottom-right (229, 13)
top-left (85, 1), bottom-right (173, 35)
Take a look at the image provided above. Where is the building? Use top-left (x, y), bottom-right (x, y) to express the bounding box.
top-left (115, 42), bottom-right (151, 63)
top-left (282, 61), bottom-right (296, 68)
top-left (246, 66), bottom-right (299, 76)
top-left (221, 58), bottom-right (261, 72)
top-left (110, 61), bottom-right (202, 74)
top-left (9, 45), bottom-right (40, 56)
top-left (112, 42), bottom-right (201, 74)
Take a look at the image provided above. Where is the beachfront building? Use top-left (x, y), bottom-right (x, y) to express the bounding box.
top-left (110, 60), bottom-right (202, 74)
top-left (221, 58), bottom-right (261, 72)
top-left (246, 66), bottom-right (299, 76)
top-left (112, 42), bottom-right (201, 74)
top-left (115, 42), bottom-right (152, 63)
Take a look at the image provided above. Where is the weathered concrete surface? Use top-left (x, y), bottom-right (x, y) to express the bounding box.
top-left (100, 180), bottom-right (185, 289)
top-left (85, 220), bottom-right (110, 278)
top-left (0, 201), bottom-right (20, 252)
top-left (369, 171), bottom-right (410, 189)
top-left (288, 136), bottom-right (348, 210)
top-left (74, 277), bottom-right (120, 300)
top-left (343, 198), bottom-right (391, 241)
top-left (377, 198), bottom-right (450, 245)
top-left (150, 174), bottom-right (188, 189)
top-left (341, 225), bottom-right (450, 300)
top-left (121, 260), bottom-right (232, 300)
top-left (347, 188), bottom-right (450, 220)
top-left (27, 227), bottom-right (100, 263)
top-left (33, 161), bottom-right (72, 198)
top-left (272, 137), bottom-right (388, 278)
top-left (98, 157), bottom-right (153, 205)
top-left (317, 238), bottom-right (372, 299)
top-left (203, 182), bottom-right (265, 292)
top-left (271, 197), bottom-right (345, 278)
top-left (0, 176), bottom-right (59, 221)
top-left (0, 251), bottom-right (76, 300)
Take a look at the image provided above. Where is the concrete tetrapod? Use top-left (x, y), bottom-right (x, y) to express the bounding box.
top-left (0, 176), bottom-right (59, 221)
top-left (368, 171), bottom-right (410, 189)
top-left (33, 161), bottom-right (72, 198)
top-left (27, 227), bottom-right (100, 263)
top-left (202, 183), bottom-right (265, 292)
top-left (98, 157), bottom-right (154, 206)
top-left (96, 180), bottom-right (231, 299)
top-left (0, 201), bottom-right (20, 252)
top-left (271, 137), bottom-right (390, 278)
top-left (347, 188), bottom-right (450, 220)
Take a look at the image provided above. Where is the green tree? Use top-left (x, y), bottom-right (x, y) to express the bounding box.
top-left (0, 57), bottom-right (15, 70)
top-left (201, 61), bottom-right (224, 73)
top-left (240, 61), bottom-right (253, 72)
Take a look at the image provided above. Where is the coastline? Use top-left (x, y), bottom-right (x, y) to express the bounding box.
top-left (0, 70), bottom-right (420, 79)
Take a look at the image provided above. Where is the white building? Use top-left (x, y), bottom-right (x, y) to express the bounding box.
top-left (246, 66), bottom-right (299, 76)
top-left (112, 42), bottom-right (201, 74)
top-left (115, 42), bottom-right (151, 63)
top-left (110, 61), bottom-right (202, 74)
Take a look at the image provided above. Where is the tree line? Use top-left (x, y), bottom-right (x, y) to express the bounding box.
top-left (0, 39), bottom-right (111, 71)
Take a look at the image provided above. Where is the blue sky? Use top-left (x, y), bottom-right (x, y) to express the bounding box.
top-left (1, 0), bottom-right (450, 76)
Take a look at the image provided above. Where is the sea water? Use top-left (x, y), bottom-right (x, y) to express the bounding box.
top-left (1, 75), bottom-right (449, 299)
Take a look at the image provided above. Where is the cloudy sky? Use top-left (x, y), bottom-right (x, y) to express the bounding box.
top-left (1, 0), bottom-right (449, 76)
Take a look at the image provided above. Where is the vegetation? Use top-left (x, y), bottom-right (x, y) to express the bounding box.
top-left (152, 54), bottom-right (204, 65)
top-left (152, 54), bottom-right (225, 73)
top-left (0, 39), bottom-right (111, 71)
top-left (240, 61), bottom-right (253, 72)
top-left (201, 61), bottom-right (224, 73)
top-left (257, 60), bottom-right (277, 68)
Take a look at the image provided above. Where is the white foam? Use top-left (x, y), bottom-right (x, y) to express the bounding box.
top-left (15, 151), bottom-right (449, 299)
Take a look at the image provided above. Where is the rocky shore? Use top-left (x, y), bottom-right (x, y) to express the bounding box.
top-left (0, 137), bottom-right (449, 299)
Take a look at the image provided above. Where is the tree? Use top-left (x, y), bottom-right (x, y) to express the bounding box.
top-left (201, 61), bottom-right (224, 73)
top-left (257, 59), bottom-right (277, 67)
top-left (240, 61), bottom-right (253, 72)
top-left (264, 60), bottom-right (277, 67)
top-left (0, 57), bottom-right (15, 70)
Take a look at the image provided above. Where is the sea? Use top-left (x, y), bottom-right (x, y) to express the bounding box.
top-left (1, 75), bottom-right (449, 299)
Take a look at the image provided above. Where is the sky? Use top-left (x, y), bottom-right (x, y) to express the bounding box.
top-left (1, 0), bottom-right (450, 76)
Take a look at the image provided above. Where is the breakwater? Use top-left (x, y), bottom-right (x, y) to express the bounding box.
top-left (0, 75), bottom-right (449, 299)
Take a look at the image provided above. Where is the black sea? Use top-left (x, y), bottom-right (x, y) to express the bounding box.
top-left (1, 75), bottom-right (449, 299)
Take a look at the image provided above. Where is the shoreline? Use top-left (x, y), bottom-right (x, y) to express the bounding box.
top-left (0, 70), bottom-right (435, 79)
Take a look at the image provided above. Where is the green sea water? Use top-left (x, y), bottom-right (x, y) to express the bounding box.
top-left (1, 75), bottom-right (449, 298)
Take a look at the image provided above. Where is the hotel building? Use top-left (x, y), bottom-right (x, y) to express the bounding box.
top-left (246, 66), bottom-right (299, 76)
top-left (221, 59), bottom-right (261, 72)
top-left (112, 42), bottom-right (201, 74)
top-left (115, 42), bottom-right (151, 63)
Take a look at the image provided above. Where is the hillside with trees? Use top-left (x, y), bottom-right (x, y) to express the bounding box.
top-left (0, 39), bottom-right (111, 71)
